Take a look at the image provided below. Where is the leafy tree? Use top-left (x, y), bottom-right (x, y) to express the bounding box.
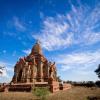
top-left (95, 64), bottom-right (100, 79)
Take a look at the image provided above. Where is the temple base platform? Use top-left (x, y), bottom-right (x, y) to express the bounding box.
top-left (0, 82), bottom-right (71, 93)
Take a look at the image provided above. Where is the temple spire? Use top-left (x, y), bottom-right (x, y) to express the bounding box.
top-left (36, 39), bottom-right (41, 44)
top-left (31, 40), bottom-right (42, 55)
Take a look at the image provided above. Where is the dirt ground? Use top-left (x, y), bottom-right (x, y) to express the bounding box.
top-left (0, 87), bottom-right (100, 100)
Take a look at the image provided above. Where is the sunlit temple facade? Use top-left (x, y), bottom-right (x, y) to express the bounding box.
top-left (12, 41), bottom-right (57, 83)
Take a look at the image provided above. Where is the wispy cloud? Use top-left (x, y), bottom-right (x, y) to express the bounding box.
top-left (6, 16), bottom-right (26, 34)
top-left (23, 49), bottom-right (31, 55)
top-left (33, 3), bottom-right (100, 51)
top-left (54, 49), bottom-right (100, 81)
top-left (55, 49), bottom-right (100, 73)
top-left (33, 15), bottom-right (72, 50)
top-left (13, 17), bottom-right (26, 32)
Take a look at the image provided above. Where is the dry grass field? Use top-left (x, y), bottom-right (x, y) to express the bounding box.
top-left (0, 87), bottom-right (100, 100)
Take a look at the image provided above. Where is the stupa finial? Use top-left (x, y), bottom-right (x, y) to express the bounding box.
top-left (36, 39), bottom-right (41, 44)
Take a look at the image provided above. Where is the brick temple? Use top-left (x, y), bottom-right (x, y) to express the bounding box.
top-left (12, 41), bottom-right (57, 83)
top-left (5, 41), bottom-right (71, 92)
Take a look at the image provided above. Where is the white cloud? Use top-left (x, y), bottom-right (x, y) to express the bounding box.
top-left (54, 49), bottom-right (100, 81)
top-left (13, 17), bottom-right (26, 32)
top-left (54, 49), bottom-right (100, 78)
top-left (33, 15), bottom-right (72, 50)
top-left (23, 49), bottom-right (31, 55)
top-left (33, 3), bottom-right (100, 51)
top-left (0, 61), bottom-right (6, 67)
top-left (83, 32), bottom-right (100, 45)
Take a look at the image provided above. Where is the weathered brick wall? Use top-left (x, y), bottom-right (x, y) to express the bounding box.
top-left (49, 81), bottom-right (59, 93)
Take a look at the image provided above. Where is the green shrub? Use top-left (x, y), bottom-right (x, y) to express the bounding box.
top-left (32, 87), bottom-right (50, 100)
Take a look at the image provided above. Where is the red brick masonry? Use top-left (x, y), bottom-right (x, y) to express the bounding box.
top-left (0, 82), bottom-right (71, 93)
top-left (49, 81), bottom-right (60, 93)
top-left (49, 81), bottom-right (71, 93)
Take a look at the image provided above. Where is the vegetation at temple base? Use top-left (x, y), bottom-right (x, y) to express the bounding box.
top-left (32, 87), bottom-right (50, 100)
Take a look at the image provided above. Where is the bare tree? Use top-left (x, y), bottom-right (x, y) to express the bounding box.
top-left (0, 66), bottom-right (5, 75)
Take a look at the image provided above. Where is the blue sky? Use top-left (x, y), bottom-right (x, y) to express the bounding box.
top-left (0, 0), bottom-right (100, 82)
